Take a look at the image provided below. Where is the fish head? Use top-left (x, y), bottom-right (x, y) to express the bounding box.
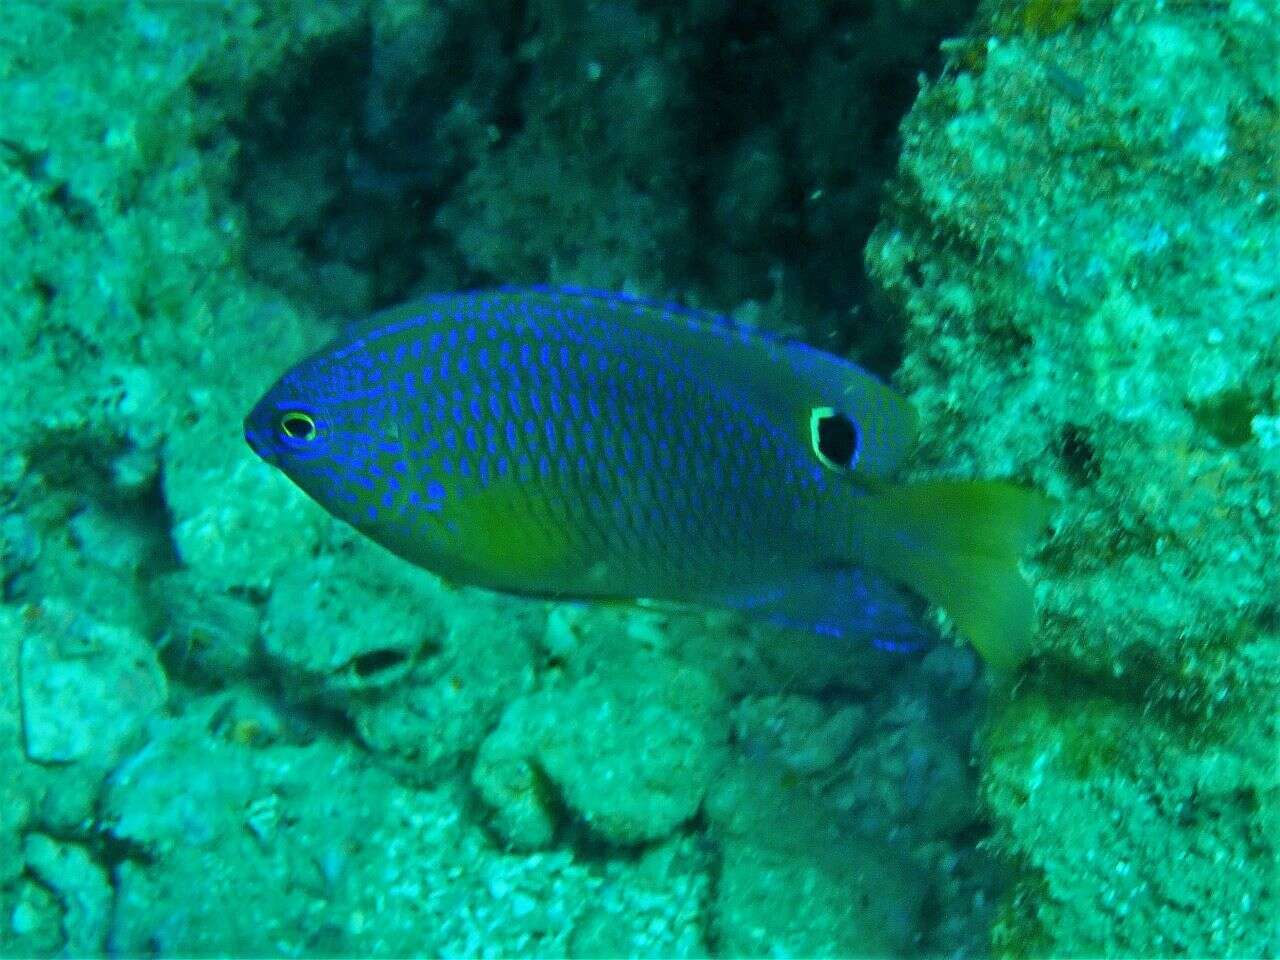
top-left (243, 353), bottom-right (382, 525)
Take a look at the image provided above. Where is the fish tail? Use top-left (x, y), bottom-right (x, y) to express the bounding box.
top-left (859, 479), bottom-right (1051, 671)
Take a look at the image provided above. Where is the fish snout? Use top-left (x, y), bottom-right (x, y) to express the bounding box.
top-left (243, 416), bottom-right (275, 464)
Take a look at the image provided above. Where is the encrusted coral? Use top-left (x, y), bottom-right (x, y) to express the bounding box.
top-left (867, 0), bottom-right (1279, 953)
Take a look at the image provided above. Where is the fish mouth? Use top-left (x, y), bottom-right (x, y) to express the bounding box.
top-left (243, 419), bottom-right (273, 462)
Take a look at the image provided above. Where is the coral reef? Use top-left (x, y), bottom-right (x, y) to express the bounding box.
top-left (10, 0), bottom-right (1270, 956)
top-left (1, 0), bottom-right (985, 953)
top-left (867, 0), bottom-right (1279, 954)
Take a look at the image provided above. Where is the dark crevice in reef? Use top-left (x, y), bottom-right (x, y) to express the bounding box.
top-left (226, 1), bottom-right (976, 376)
top-left (229, 3), bottom-right (529, 319)
top-left (681, 0), bottom-right (980, 375)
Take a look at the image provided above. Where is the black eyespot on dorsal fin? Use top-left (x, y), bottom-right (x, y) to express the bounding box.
top-left (810, 407), bottom-right (861, 471)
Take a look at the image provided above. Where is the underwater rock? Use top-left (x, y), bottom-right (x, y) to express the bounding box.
top-left (866, 0), bottom-right (1280, 953)
top-left (566, 836), bottom-right (712, 958)
top-left (23, 833), bottom-right (112, 957)
top-left (474, 658), bottom-right (724, 847)
top-left (350, 592), bottom-right (540, 783)
top-left (435, 1), bottom-right (692, 293)
top-left (985, 692), bottom-right (1277, 958)
top-left (706, 759), bottom-right (921, 957)
top-left (151, 570), bottom-right (262, 683)
top-left (102, 696), bottom-right (393, 956)
top-left (472, 697), bottom-right (561, 850)
top-left (12, 600), bottom-right (166, 837)
top-left (18, 599), bottom-right (165, 768)
top-left (539, 691), bottom-right (709, 846)
top-left (3, 876), bottom-right (62, 957)
top-left (0, 607), bottom-right (37, 890)
top-left (257, 540), bottom-right (542, 783)
top-left (919, 643), bottom-right (979, 698)
top-left (261, 541), bottom-right (442, 701)
top-left (714, 837), bottom-right (904, 958)
top-left (0, 512), bottom-right (39, 591)
top-left (103, 691), bottom-right (710, 956)
top-left (731, 694), bottom-right (868, 775)
top-left (868, 0), bottom-right (1279, 705)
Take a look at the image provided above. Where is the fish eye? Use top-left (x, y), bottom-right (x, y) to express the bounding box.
top-left (810, 407), bottom-right (861, 470)
top-left (279, 411), bottom-right (318, 443)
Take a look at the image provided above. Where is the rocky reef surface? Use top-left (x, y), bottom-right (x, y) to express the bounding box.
top-left (868, 0), bottom-right (1278, 955)
top-left (1, 0), bottom-right (1273, 957)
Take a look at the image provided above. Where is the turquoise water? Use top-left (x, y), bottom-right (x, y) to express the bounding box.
top-left (1, 1), bottom-right (1276, 957)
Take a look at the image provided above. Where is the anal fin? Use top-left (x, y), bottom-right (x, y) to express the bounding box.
top-left (726, 565), bottom-right (933, 653)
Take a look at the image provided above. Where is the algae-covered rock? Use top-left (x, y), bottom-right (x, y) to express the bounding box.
top-left (869, 0), bottom-right (1279, 708)
top-left (23, 833), bottom-right (113, 958)
top-left (475, 656), bottom-right (726, 847)
top-left (256, 539), bottom-right (543, 781)
top-left (18, 599), bottom-right (166, 768)
top-left (866, 0), bottom-right (1280, 953)
top-left (151, 569), bottom-right (263, 683)
top-left (0, 607), bottom-right (38, 889)
top-left (102, 696), bottom-right (402, 956)
top-left (349, 589), bottom-right (541, 782)
top-left (706, 759), bottom-right (922, 957)
top-left (103, 691), bottom-right (712, 957)
top-left (731, 694), bottom-right (868, 775)
top-left (261, 540), bottom-right (443, 698)
top-left (2, 876), bottom-right (62, 958)
top-left (985, 690), bottom-right (1276, 958)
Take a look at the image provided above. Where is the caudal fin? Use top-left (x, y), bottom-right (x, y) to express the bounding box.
top-left (861, 479), bottom-right (1051, 670)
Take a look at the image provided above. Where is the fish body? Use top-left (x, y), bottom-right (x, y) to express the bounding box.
top-left (245, 288), bottom-right (1046, 666)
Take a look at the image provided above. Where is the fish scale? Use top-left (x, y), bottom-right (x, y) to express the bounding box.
top-left (247, 287), bottom-right (1049, 668)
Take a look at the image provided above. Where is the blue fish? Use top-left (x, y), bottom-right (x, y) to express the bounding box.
top-left (245, 288), bottom-right (1048, 667)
